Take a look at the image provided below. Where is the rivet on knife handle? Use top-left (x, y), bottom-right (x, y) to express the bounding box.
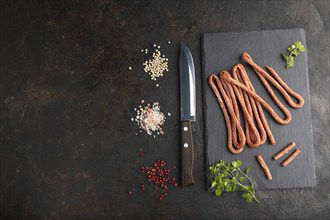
top-left (181, 121), bottom-right (194, 186)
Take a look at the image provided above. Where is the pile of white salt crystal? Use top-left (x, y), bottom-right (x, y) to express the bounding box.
top-left (131, 100), bottom-right (166, 136)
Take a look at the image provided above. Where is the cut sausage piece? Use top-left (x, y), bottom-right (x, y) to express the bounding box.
top-left (273, 142), bottom-right (296, 160)
top-left (281, 149), bottom-right (301, 167)
top-left (256, 154), bottom-right (272, 180)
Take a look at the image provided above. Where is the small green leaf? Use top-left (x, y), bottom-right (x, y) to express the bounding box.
top-left (232, 182), bottom-right (237, 191)
top-left (215, 176), bottom-right (222, 186)
top-left (239, 177), bottom-right (245, 183)
top-left (220, 185), bottom-right (225, 191)
top-left (211, 181), bottom-right (217, 188)
top-left (242, 193), bottom-right (249, 198)
top-left (228, 164), bottom-right (236, 171)
top-left (225, 185), bottom-right (232, 192)
top-left (221, 166), bottom-right (228, 172)
top-left (223, 178), bottom-right (230, 185)
top-left (246, 167), bottom-right (251, 175)
top-left (292, 50), bottom-right (299, 56)
top-left (287, 61), bottom-right (294, 68)
top-left (246, 196), bottom-right (253, 203)
top-left (231, 161), bottom-right (237, 167)
top-left (236, 160), bottom-right (242, 167)
top-left (215, 189), bottom-right (222, 196)
top-left (245, 186), bottom-right (252, 191)
top-left (209, 166), bottom-right (218, 174)
top-left (281, 53), bottom-right (288, 60)
top-left (293, 41), bottom-right (301, 48)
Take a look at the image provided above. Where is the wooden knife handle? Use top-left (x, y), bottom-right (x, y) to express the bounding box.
top-left (181, 121), bottom-right (195, 186)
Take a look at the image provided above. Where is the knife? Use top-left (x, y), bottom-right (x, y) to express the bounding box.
top-left (179, 43), bottom-right (196, 186)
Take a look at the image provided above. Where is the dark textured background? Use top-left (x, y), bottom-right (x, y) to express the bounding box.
top-left (0, 0), bottom-right (329, 219)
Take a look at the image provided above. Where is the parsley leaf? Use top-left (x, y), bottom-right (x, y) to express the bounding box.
top-left (209, 160), bottom-right (260, 203)
top-left (282, 41), bottom-right (305, 69)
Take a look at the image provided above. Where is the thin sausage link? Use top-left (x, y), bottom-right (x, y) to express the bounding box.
top-left (233, 65), bottom-right (267, 146)
top-left (236, 65), bottom-right (274, 144)
top-left (208, 74), bottom-right (244, 154)
top-left (242, 53), bottom-right (304, 109)
top-left (209, 68), bottom-right (282, 152)
top-left (243, 64), bottom-right (292, 124)
top-left (234, 64), bottom-right (275, 144)
top-left (265, 66), bottom-right (304, 108)
top-left (207, 53), bottom-right (304, 154)
top-left (256, 102), bottom-right (276, 145)
top-left (231, 67), bottom-right (261, 147)
top-left (221, 71), bottom-right (291, 125)
top-left (222, 77), bottom-right (244, 149)
top-left (219, 75), bottom-right (245, 149)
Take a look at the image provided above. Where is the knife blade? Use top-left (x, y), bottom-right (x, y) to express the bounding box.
top-left (179, 43), bottom-right (196, 186)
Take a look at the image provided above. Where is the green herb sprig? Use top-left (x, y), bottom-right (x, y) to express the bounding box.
top-left (281, 41), bottom-right (305, 69)
top-left (209, 160), bottom-right (260, 203)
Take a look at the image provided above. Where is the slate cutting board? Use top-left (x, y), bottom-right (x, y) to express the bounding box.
top-left (202, 29), bottom-right (315, 190)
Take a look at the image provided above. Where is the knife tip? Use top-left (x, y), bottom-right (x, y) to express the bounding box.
top-left (180, 42), bottom-right (187, 49)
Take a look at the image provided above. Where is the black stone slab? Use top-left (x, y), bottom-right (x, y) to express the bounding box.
top-left (202, 29), bottom-right (316, 190)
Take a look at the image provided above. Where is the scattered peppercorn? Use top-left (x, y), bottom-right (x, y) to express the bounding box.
top-left (138, 148), bottom-right (144, 157)
top-left (143, 45), bottom-right (169, 81)
top-left (140, 159), bottom-right (178, 201)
